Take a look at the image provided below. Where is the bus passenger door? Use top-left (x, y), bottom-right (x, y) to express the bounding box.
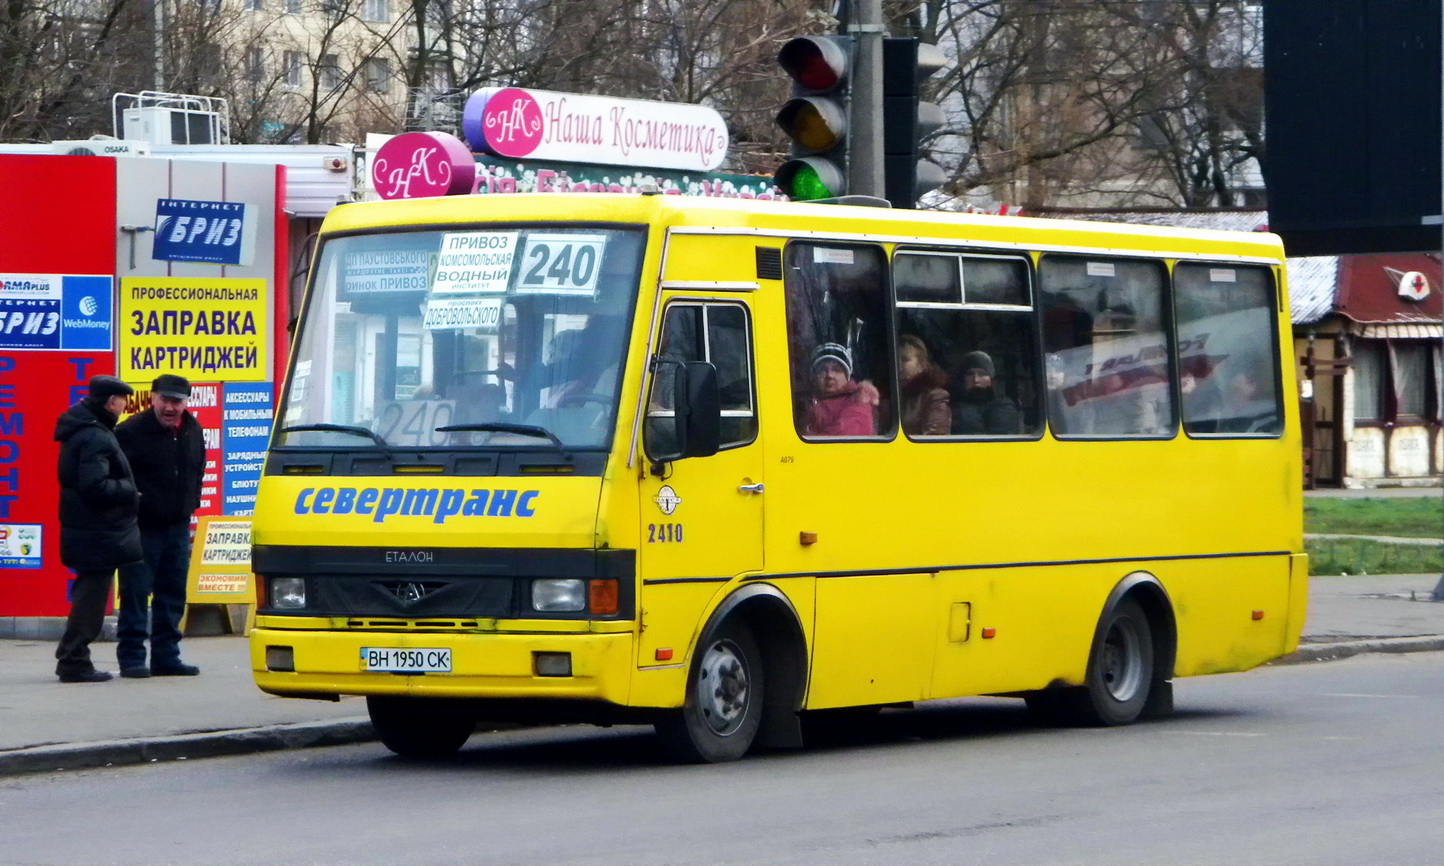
top-left (637, 300), bottom-right (763, 659)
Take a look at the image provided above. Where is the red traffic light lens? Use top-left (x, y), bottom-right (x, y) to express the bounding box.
top-left (778, 37), bottom-right (848, 92)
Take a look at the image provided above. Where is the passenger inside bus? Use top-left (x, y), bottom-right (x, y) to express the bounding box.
top-left (1214, 363), bottom-right (1279, 434)
top-left (953, 350), bottom-right (1022, 435)
top-left (1180, 368), bottom-right (1224, 433)
top-left (803, 342), bottom-right (878, 437)
top-left (897, 334), bottom-right (951, 436)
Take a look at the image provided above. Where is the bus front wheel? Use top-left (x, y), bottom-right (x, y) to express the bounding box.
top-left (1028, 597), bottom-right (1155, 727)
top-left (367, 696), bottom-right (476, 758)
top-left (656, 621), bottom-right (764, 763)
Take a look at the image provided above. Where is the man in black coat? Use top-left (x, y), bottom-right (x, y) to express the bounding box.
top-left (114, 373), bottom-right (206, 678)
top-left (54, 375), bottom-right (143, 683)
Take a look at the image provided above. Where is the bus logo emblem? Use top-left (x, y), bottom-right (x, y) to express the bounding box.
top-left (654, 485), bottom-right (682, 515)
top-left (390, 582), bottom-right (431, 604)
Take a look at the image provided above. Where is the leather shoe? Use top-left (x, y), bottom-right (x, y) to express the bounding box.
top-left (58, 669), bottom-right (113, 683)
top-left (120, 666), bottom-right (151, 678)
top-left (151, 663), bottom-right (200, 676)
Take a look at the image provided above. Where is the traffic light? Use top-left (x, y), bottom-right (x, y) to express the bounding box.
top-left (882, 38), bottom-right (947, 209)
top-left (774, 36), bottom-right (852, 201)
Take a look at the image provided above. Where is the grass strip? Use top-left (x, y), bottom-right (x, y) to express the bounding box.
top-left (1306, 536), bottom-right (1444, 576)
top-left (1303, 497), bottom-right (1443, 539)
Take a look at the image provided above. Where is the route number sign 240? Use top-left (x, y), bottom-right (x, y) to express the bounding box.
top-left (515, 234), bottom-right (607, 296)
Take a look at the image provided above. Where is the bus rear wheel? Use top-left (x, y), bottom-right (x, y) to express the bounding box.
top-left (1028, 597), bottom-right (1155, 727)
top-left (367, 696), bottom-right (476, 758)
top-left (656, 621), bottom-right (763, 763)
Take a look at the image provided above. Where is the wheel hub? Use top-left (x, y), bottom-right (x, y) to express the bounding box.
top-left (697, 640), bottom-right (749, 735)
top-left (1101, 621), bottom-right (1144, 702)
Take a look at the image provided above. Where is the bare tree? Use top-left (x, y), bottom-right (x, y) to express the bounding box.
top-left (0, 0), bottom-right (152, 140)
top-left (917, 0), bottom-right (1263, 210)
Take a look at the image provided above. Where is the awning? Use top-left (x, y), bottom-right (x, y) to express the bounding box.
top-left (1348, 322), bottom-right (1443, 339)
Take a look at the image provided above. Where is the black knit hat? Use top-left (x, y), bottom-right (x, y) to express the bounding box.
top-left (962, 351), bottom-right (995, 376)
top-left (88, 375), bottom-right (133, 402)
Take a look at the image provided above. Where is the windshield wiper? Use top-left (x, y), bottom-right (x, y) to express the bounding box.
top-left (280, 423), bottom-right (393, 460)
top-left (436, 423), bottom-right (571, 458)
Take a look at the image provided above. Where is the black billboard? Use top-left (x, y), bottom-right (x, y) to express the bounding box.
top-left (1264, 1), bottom-right (1441, 255)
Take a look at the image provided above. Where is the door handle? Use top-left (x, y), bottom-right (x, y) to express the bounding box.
top-left (738, 482), bottom-right (765, 494)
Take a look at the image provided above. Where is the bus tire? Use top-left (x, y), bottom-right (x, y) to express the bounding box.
top-left (1027, 597), bottom-right (1155, 727)
top-left (656, 620), bottom-right (764, 763)
top-left (366, 696), bottom-right (475, 759)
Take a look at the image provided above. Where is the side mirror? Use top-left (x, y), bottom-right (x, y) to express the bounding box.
top-left (674, 361), bottom-right (721, 459)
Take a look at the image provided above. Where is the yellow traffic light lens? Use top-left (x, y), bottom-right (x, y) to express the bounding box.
top-left (776, 98), bottom-right (845, 154)
top-left (792, 105), bottom-right (840, 151)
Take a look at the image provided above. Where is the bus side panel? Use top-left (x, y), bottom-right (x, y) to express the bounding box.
top-left (927, 567), bottom-right (1099, 700)
top-left (1166, 554), bottom-right (1295, 677)
top-left (627, 576), bottom-right (819, 710)
top-left (807, 572), bottom-right (937, 709)
top-left (635, 581), bottom-right (725, 673)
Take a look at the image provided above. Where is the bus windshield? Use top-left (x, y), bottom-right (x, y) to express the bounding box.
top-left (275, 225), bottom-right (644, 451)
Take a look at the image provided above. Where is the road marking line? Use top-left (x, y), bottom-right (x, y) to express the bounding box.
top-left (1323, 693), bottom-right (1421, 699)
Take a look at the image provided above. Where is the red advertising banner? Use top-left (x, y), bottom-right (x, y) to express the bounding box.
top-left (0, 353), bottom-right (117, 616)
top-left (0, 155), bottom-right (117, 618)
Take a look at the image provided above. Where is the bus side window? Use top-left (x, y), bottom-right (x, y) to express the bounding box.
top-left (783, 242), bottom-right (892, 439)
top-left (1039, 256), bottom-right (1174, 438)
top-left (893, 252), bottom-right (1041, 438)
top-left (644, 302), bottom-right (757, 460)
top-left (1174, 263), bottom-right (1282, 436)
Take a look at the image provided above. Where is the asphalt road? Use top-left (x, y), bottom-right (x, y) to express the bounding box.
top-left (3, 652), bottom-right (1442, 866)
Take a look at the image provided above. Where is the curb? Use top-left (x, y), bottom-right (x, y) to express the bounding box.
top-left (1275, 635), bottom-right (1444, 664)
top-left (0, 718), bottom-right (375, 777)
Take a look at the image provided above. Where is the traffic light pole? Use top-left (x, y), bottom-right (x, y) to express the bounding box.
top-left (845, 0), bottom-right (885, 199)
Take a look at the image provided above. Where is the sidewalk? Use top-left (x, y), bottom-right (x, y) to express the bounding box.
top-left (3, 574), bottom-right (1444, 776)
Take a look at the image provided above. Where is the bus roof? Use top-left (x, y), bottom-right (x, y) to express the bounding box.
top-left (321, 193), bottom-right (1286, 262)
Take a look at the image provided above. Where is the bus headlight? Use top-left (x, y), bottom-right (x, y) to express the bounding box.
top-left (532, 578), bottom-right (586, 612)
top-left (270, 577), bottom-right (307, 610)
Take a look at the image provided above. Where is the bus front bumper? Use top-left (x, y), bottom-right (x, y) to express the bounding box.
top-left (250, 627), bottom-right (636, 705)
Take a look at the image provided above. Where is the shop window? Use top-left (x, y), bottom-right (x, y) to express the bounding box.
top-left (1174, 263), bottom-right (1282, 436)
top-left (783, 243), bottom-right (891, 439)
top-left (1352, 343), bottom-right (1383, 422)
top-left (1039, 256), bottom-right (1174, 437)
top-left (1393, 343), bottom-right (1430, 419)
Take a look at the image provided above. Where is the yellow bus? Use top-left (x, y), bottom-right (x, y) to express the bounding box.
top-left (251, 193), bottom-right (1307, 762)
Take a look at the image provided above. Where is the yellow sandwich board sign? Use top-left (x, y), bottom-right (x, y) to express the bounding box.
top-left (185, 517), bottom-right (255, 634)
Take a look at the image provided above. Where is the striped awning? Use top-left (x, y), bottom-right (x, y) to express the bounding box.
top-left (1348, 322), bottom-right (1443, 339)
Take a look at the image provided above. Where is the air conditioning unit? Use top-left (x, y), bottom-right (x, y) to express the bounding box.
top-left (122, 106), bottom-right (221, 145)
top-left (52, 139), bottom-right (153, 157)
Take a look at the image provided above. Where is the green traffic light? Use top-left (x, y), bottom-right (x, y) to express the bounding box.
top-left (774, 157), bottom-right (845, 202)
top-left (789, 164), bottom-right (833, 201)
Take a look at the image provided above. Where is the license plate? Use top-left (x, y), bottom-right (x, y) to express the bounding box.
top-left (361, 647), bottom-right (451, 673)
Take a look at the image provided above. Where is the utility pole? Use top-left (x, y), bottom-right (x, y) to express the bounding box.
top-left (844, 0), bottom-right (885, 199)
top-left (1433, 6), bottom-right (1444, 603)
